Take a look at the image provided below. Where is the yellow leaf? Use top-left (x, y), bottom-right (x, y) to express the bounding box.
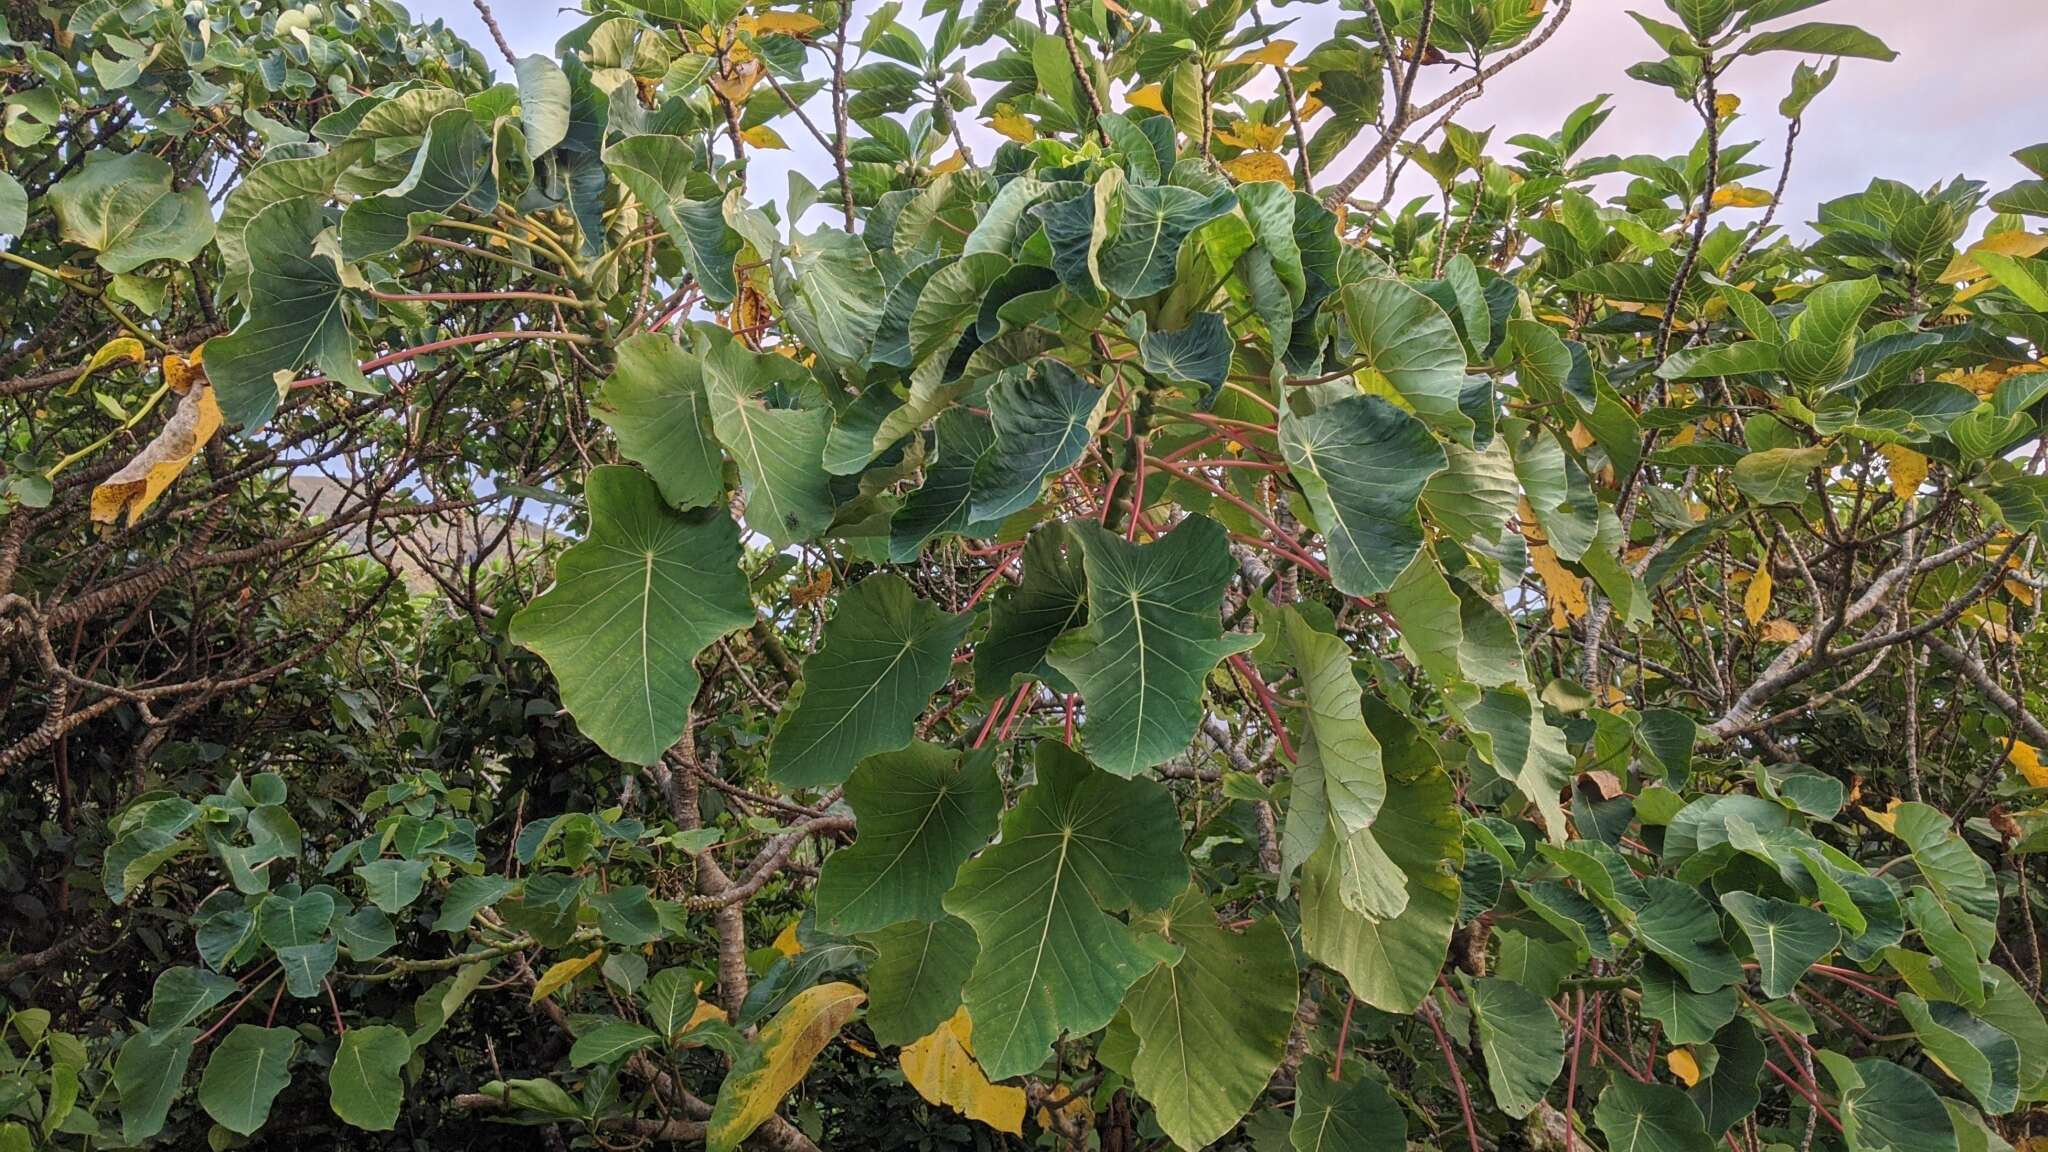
top-left (928, 149), bottom-right (966, 176)
top-left (1939, 230), bottom-right (2048, 283)
top-left (1760, 618), bottom-right (1801, 644)
top-left (1036, 1092), bottom-right (1093, 1136)
top-left (1667, 1048), bottom-right (1702, 1087)
top-left (1126, 83), bottom-right (1167, 115)
top-left (83, 337), bottom-right (145, 386)
top-left (1744, 564), bottom-right (1773, 626)
top-left (1879, 444), bottom-right (1928, 501)
top-left (1215, 119), bottom-right (1287, 152)
top-left (1529, 543), bottom-right (1588, 626)
top-left (1713, 93), bottom-right (1741, 117)
top-left (2011, 741), bottom-right (2048, 789)
top-left (988, 109), bottom-right (1035, 143)
top-left (1861, 799), bottom-right (1903, 835)
top-left (530, 949), bottom-right (605, 1003)
top-left (771, 921), bottom-right (802, 957)
top-left (1227, 40), bottom-right (1296, 69)
top-left (1711, 184), bottom-right (1773, 209)
top-left (738, 11), bottom-right (823, 36)
top-left (741, 124), bottom-right (788, 149)
top-left (706, 983), bottom-right (866, 1151)
top-left (2004, 578), bottom-right (2035, 606)
top-left (1222, 151), bottom-right (1294, 188)
top-left (90, 384), bottom-right (223, 526)
top-left (709, 59), bottom-right (765, 105)
top-left (164, 348), bottom-right (202, 394)
top-left (899, 1009), bottom-right (1026, 1135)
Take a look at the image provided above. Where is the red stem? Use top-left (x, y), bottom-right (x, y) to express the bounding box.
top-left (287, 330), bottom-right (591, 391)
top-left (1422, 1002), bottom-right (1484, 1152)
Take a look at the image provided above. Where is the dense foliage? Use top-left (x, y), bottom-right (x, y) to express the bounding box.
top-left (4, 0), bottom-right (2048, 1148)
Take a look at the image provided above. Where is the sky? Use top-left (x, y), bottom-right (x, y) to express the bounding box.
top-left (413, 0), bottom-right (2048, 233)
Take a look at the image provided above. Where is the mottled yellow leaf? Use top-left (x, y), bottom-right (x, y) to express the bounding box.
top-left (1760, 619), bottom-right (1801, 644)
top-left (1744, 564), bottom-right (1773, 626)
top-left (929, 149), bottom-right (965, 176)
top-left (988, 109), bottom-right (1035, 143)
top-left (164, 346), bottom-right (202, 393)
top-left (742, 125), bottom-right (788, 149)
top-left (1939, 230), bottom-right (2048, 283)
top-left (1861, 799), bottom-right (1902, 834)
top-left (1530, 543), bottom-right (1588, 626)
top-left (1222, 151), bottom-right (1293, 187)
top-left (1879, 444), bottom-right (1928, 501)
top-left (899, 1009), bottom-right (1025, 1135)
top-left (738, 11), bottom-right (823, 37)
top-left (1711, 184), bottom-right (1773, 209)
top-left (530, 949), bottom-right (605, 1002)
top-left (1215, 119), bottom-right (1287, 152)
top-left (90, 384), bottom-right (222, 526)
top-left (771, 921), bottom-right (801, 958)
top-left (1126, 83), bottom-right (1167, 114)
top-left (2011, 741), bottom-right (2048, 789)
top-left (1713, 93), bottom-right (1741, 117)
top-left (705, 982), bottom-right (866, 1152)
top-left (1667, 1048), bottom-right (1702, 1087)
top-left (83, 337), bottom-right (145, 385)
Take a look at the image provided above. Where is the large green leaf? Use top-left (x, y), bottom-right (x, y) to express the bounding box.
top-left (328, 1024), bottom-right (410, 1131)
top-left (1341, 278), bottom-right (1473, 437)
top-left (943, 741), bottom-right (1188, 1080)
top-left (595, 332), bottom-right (724, 510)
top-left (1098, 183), bottom-right (1234, 298)
top-left (1818, 1053), bottom-right (1960, 1152)
top-left (972, 524), bottom-right (1088, 698)
top-left (114, 1026), bottom-right (198, 1144)
top-left (1274, 605), bottom-right (1383, 835)
top-left (514, 54), bottom-right (571, 157)
top-left (891, 408), bottom-right (1000, 560)
top-left (969, 360), bottom-right (1105, 523)
top-left (259, 890), bottom-right (334, 948)
top-left (1594, 1079), bottom-right (1715, 1152)
top-left (1722, 891), bottom-right (1839, 998)
top-left (1736, 22), bottom-right (1896, 60)
top-left (198, 1025), bottom-right (297, 1135)
top-left (815, 742), bottom-right (1001, 933)
top-left (769, 576), bottom-right (971, 788)
top-left (1138, 311), bottom-right (1233, 401)
top-left (863, 915), bottom-right (977, 1048)
top-left (1280, 393), bottom-right (1448, 597)
top-left (147, 967), bottom-right (238, 1031)
top-left (509, 465), bottom-right (753, 765)
top-left (1047, 516), bottom-right (1262, 777)
top-left (569, 1020), bottom-right (664, 1068)
top-left (207, 196), bottom-right (366, 429)
top-left (1290, 1056), bottom-right (1407, 1151)
top-left (1462, 685), bottom-right (1574, 843)
top-left (778, 225), bottom-right (884, 368)
top-left (605, 136), bottom-right (742, 305)
top-left (695, 324), bottom-right (835, 546)
top-left (49, 151), bottom-right (215, 273)
top-left (1125, 889), bottom-right (1296, 1149)
top-left (1299, 733), bottom-right (1462, 1014)
top-left (1689, 1018), bottom-right (1764, 1136)
top-left (1628, 877), bottom-right (1744, 993)
top-left (1463, 975), bottom-right (1564, 1118)
top-left (339, 108), bottom-right (496, 258)
top-left (1898, 994), bottom-right (2020, 1115)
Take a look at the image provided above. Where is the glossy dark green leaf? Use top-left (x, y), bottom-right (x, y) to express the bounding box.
top-left (969, 360), bottom-right (1105, 523)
